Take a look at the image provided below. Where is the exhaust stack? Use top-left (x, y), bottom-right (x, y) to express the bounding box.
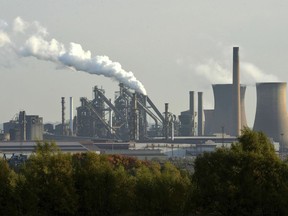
top-left (189, 91), bottom-right (195, 135)
top-left (198, 92), bottom-right (203, 136)
top-left (69, 97), bottom-right (73, 136)
top-left (61, 97), bottom-right (65, 136)
top-left (233, 47), bottom-right (241, 136)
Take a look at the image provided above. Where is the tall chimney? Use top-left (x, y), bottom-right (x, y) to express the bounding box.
top-left (233, 47), bottom-right (241, 136)
top-left (69, 97), bottom-right (73, 136)
top-left (198, 92), bottom-right (203, 136)
top-left (189, 91), bottom-right (195, 135)
top-left (61, 97), bottom-right (65, 136)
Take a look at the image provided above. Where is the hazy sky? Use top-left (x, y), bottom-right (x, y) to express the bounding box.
top-left (0, 0), bottom-right (288, 127)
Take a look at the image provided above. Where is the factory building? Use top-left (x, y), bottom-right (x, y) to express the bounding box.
top-left (3, 111), bottom-right (43, 141)
top-left (178, 91), bottom-right (204, 136)
top-left (74, 84), bottom-right (177, 141)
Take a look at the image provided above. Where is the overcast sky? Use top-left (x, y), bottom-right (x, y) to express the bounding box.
top-left (0, 0), bottom-right (288, 127)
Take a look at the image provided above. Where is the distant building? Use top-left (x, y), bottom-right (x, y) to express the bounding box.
top-left (3, 111), bottom-right (43, 141)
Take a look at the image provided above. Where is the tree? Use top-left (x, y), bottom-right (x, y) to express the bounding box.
top-left (134, 161), bottom-right (191, 215)
top-left (17, 141), bottom-right (77, 216)
top-left (193, 128), bottom-right (288, 215)
top-left (0, 159), bottom-right (17, 215)
top-left (73, 152), bottom-right (134, 215)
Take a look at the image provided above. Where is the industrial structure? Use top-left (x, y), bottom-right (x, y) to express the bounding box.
top-left (3, 111), bottom-right (43, 141)
top-left (253, 82), bottom-right (288, 150)
top-left (2, 46), bottom-right (288, 159)
top-left (204, 84), bottom-right (247, 136)
top-left (179, 47), bottom-right (246, 137)
top-left (203, 47), bottom-right (245, 137)
top-left (75, 84), bottom-right (177, 141)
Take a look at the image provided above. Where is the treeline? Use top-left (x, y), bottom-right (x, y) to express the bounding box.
top-left (1, 128), bottom-right (288, 215)
top-left (1, 142), bottom-right (192, 216)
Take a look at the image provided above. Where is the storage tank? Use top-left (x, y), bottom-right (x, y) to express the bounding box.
top-left (253, 82), bottom-right (288, 148)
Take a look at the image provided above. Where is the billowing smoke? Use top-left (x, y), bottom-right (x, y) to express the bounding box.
top-left (195, 59), bottom-right (231, 84)
top-left (241, 62), bottom-right (279, 84)
top-left (1, 17), bottom-right (147, 95)
top-left (195, 58), bottom-right (279, 85)
top-left (0, 31), bottom-right (10, 47)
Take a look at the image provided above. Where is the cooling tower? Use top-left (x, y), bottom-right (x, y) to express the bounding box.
top-left (209, 84), bottom-right (247, 136)
top-left (253, 82), bottom-right (288, 148)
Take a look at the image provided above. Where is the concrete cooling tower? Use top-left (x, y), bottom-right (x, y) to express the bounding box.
top-left (253, 82), bottom-right (288, 148)
top-left (205, 84), bottom-right (247, 136)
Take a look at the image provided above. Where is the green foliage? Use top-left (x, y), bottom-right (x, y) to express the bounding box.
top-left (3, 131), bottom-right (288, 215)
top-left (134, 161), bottom-right (191, 215)
top-left (17, 141), bottom-right (77, 216)
top-left (0, 159), bottom-right (17, 215)
top-left (233, 127), bottom-right (276, 156)
top-left (193, 128), bottom-right (288, 215)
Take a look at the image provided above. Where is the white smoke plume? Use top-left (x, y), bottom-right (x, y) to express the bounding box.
top-left (195, 59), bottom-right (231, 84)
top-left (0, 31), bottom-right (11, 47)
top-left (241, 62), bottom-right (279, 84)
top-left (2, 17), bottom-right (147, 95)
top-left (195, 58), bottom-right (279, 85)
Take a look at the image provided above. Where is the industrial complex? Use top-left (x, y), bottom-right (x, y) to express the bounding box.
top-left (1, 47), bottom-right (287, 159)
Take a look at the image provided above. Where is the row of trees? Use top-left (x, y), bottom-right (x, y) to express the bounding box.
top-left (0, 142), bottom-right (192, 215)
top-left (1, 128), bottom-right (288, 215)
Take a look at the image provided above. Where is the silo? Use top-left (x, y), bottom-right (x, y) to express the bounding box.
top-left (210, 84), bottom-right (247, 136)
top-left (253, 82), bottom-right (288, 148)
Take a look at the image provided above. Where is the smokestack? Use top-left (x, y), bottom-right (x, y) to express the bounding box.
top-left (198, 92), bottom-right (203, 136)
top-left (189, 91), bottom-right (195, 114)
top-left (61, 97), bottom-right (65, 136)
top-left (19, 111), bottom-right (26, 141)
top-left (233, 47), bottom-right (241, 136)
top-left (189, 91), bottom-right (195, 136)
top-left (131, 93), bottom-right (139, 141)
top-left (69, 97), bottom-right (73, 136)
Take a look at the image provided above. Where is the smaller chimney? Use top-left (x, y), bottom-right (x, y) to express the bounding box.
top-left (198, 92), bottom-right (203, 136)
top-left (69, 97), bottom-right (73, 136)
top-left (189, 91), bottom-right (194, 114)
top-left (61, 97), bottom-right (65, 136)
top-left (189, 91), bottom-right (195, 136)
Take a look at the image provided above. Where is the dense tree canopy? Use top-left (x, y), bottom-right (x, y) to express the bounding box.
top-left (1, 130), bottom-right (288, 215)
top-left (193, 127), bottom-right (288, 216)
